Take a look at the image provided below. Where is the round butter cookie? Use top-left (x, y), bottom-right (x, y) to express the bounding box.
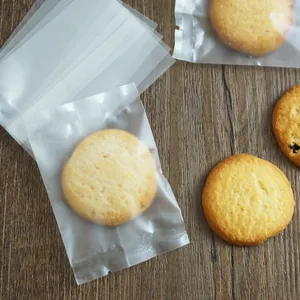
top-left (202, 154), bottom-right (294, 246)
top-left (273, 85), bottom-right (300, 167)
top-left (61, 129), bottom-right (157, 226)
top-left (209, 0), bottom-right (294, 56)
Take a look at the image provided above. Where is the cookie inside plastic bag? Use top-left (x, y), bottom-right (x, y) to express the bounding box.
top-left (25, 83), bottom-right (189, 284)
top-left (174, 0), bottom-right (300, 68)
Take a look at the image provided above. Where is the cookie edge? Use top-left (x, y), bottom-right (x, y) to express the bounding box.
top-left (272, 85), bottom-right (300, 167)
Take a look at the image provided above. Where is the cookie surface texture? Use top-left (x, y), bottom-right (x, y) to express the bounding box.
top-left (273, 85), bottom-right (300, 167)
top-left (61, 129), bottom-right (157, 226)
top-left (202, 154), bottom-right (294, 246)
top-left (209, 0), bottom-right (294, 56)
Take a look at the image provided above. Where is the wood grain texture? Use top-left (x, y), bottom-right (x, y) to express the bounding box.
top-left (0, 0), bottom-right (300, 299)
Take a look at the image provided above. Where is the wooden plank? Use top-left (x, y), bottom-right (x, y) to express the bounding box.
top-left (0, 0), bottom-right (299, 299)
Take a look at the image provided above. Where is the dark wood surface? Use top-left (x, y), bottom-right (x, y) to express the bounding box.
top-left (1, 0), bottom-right (300, 299)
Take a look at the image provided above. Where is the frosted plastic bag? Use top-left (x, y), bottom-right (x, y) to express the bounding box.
top-left (0, 0), bottom-right (66, 59)
top-left (72, 31), bottom-right (174, 100)
top-left (2, 50), bottom-right (175, 153)
top-left (136, 54), bottom-right (176, 93)
top-left (174, 0), bottom-right (300, 68)
top-left (0, 0), bottom-right (158, 60)
top-left (0, 0), bottom-right (133, 114)
top-left (4, 20), bottom-right (175, 150)
top-left (25, 83), bottom-right (189, 284)
top-left (121, 2), bottom-right (158, 30)
top-left (0, 0), bottom-right (163, 127)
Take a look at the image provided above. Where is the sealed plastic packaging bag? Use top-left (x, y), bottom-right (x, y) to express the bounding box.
top-left (25, 83), bottom-right (189, 284)
top-left (174, 0), bottom-right (300, 68)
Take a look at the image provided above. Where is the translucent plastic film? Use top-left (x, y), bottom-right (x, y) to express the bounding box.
top-left (174, 0), bottom-right (300, 68)
top-left (25, 83), bottom-right (189, 284)
top-left (0, 0), bottom-right (163, 125)
top-left (4, 20), bottom-right (175, 150)
top-left (72, 31), bottom-right (175, 100)
top-left (0, 0), bottom-right (158, 60)
top-left (0, 0), bottom-right (129, 113)
top-left (0, 0), bottom-right (65, 59)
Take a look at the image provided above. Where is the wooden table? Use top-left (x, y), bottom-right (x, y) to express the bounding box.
top-left (0, 1), bottom-right (300, 299)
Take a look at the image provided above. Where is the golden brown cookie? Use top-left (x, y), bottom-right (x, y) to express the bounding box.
top-left (202, 154), bottom-right (294, 246)
top-left (273, 85), bottom-right (300, 167)
top-left (61, 129), bottom-right (157, 226)
top-left (209, 0), bottom-right (294, 56)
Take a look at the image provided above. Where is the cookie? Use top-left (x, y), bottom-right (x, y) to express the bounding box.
top-left (209, 0), bottom-right (294, 56)
top-left (273, 85), bottom-right (300, 167)
top-left (202, 154), bottom-right (294, 246)
top-left (61, 129), bottom-right (157, 226)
